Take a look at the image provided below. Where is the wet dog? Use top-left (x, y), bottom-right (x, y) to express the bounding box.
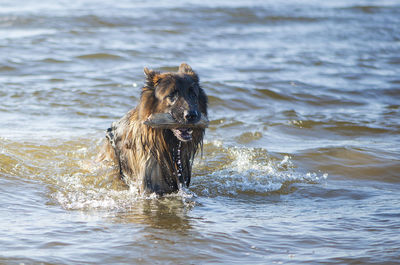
top-left (97, 63), bottom-right (208, 195)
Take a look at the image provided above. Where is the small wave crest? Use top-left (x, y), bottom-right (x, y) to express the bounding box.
top-left (52, 155), bottom-right (196, 211)
top-left (1, 137), bottom-right (327, 210)
top-left (54, 174), bottom-right (196, 211)
top-left (193, 143), bottom-right (327, 197)
top-left (54, 141), bottom-right (328, 209)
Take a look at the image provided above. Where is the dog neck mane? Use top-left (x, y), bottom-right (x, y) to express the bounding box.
top-left (105, 111), bottom-right (203, 193)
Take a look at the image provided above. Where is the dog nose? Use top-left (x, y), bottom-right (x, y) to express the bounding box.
top-left (184, 110), bottom-right (199, 123)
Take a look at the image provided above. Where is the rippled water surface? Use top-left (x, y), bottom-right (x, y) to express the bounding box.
top-left (1, 0), bottom-right (400, 264)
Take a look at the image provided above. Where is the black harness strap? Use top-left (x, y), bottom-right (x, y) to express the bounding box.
top-left (106, 126), bottom-right (124, 179)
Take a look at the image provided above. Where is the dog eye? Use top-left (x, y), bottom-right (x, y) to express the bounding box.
top-left (166, 92), bottom-right (177, 102)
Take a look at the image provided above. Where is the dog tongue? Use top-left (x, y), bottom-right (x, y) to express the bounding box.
top-left (179, 128), bottom-right (192, 139)
top-left (172, 128), bottom-right (193, 141)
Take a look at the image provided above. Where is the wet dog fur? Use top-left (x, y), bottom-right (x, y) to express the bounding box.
top-left (97, 63), bottom-right (208, 195)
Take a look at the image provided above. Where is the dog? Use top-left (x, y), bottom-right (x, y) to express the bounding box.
top-left (97, 63), bottom-right (208, 195)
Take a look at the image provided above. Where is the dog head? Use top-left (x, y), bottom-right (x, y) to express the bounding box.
top-left (139, 63), bottom-right (208, 142)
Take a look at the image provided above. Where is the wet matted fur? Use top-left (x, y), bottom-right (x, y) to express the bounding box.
top-left (97, 63), bottom-right (208, 195)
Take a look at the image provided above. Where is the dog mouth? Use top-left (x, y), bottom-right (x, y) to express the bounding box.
top-left (171, 128), bottom-right (193, 142)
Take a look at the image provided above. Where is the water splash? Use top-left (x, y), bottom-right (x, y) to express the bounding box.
top-left (1, 137), bottom-right (327, 210)
top-left (52, 147), bottom-right (198, 211)
top-left (192, 144), bottom-right (327, 197)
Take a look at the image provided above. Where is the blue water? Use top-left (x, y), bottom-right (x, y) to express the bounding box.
top-left (1, 0), bottom-right (399, 264)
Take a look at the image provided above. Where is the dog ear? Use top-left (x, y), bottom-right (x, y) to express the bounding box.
top-left (143, 67), bottom-right (160, 90)
top-left (178, 63), bottom-right (199, 82)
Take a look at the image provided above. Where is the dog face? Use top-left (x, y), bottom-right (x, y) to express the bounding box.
top-left (140, 63), bottom-right (208, 142)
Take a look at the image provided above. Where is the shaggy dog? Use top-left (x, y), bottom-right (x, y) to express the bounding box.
top-left (97, 63), bottom-right (208, 195)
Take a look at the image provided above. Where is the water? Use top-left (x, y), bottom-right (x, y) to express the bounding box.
top-left (1, 0), bottom-right (400, 264)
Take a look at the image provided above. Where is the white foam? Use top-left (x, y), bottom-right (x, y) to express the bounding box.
top-left (192, 146), bottom-right (327, 196)
top-left (52, 142), bottom-right (327, 209)
top-left (54, 187), bottom-right (139, 210)
top-left (0, 29), bottom-right (57, 39)
top-left (53, 167), bottom-right (196, 211)
top-left (203, 139), bottom-right (224, 147)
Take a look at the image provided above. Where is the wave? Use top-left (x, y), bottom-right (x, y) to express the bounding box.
top-left (0, 138), bottom-right (326, 210)
top-left (339, 5), bottom-right (394, 14)
top-left (76, 53), bottom-right (124, 60)
top-left (192, 142), bottom-right (326, 197)
top-left (295, 146), bottom-right (400, 183)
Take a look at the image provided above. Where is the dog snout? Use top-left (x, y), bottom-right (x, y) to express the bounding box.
top-left (184, 110), bottom-right (200, 123)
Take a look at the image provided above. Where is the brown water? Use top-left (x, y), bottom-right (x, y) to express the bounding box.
top-left (1, 0), bottom-right (400, 264)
